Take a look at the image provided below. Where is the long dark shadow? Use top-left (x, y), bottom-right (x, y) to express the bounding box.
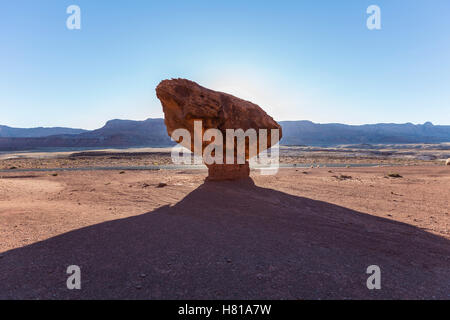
top-left (0, 178), bottom-right (449, 299)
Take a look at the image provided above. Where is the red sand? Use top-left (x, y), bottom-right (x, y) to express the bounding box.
top-left (0, 166), bottom-right (449, 299)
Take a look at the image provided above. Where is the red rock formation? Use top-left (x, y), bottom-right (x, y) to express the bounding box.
top-left (156, 78), bottom-right (282, 180)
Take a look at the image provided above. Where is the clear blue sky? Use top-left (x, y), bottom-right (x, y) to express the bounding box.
top-left (1, 0), bottom-right (449, 129)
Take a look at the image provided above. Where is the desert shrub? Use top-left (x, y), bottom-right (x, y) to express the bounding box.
top-left (387, 173), bottom-right (402, 178)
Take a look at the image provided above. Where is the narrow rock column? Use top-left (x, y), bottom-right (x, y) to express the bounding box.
top-left (206, 162), bottom-right (250, 181)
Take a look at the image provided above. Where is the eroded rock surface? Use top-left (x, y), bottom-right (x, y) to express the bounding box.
top-left (156, 78), bottom-right (282, 180)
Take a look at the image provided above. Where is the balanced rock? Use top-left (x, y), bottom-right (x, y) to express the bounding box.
top-left (156, 78), bottom-right (282, 180)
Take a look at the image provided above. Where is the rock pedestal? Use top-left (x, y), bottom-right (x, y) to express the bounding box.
top-left (155, 78), bottom-right (282, 181)
top-left (206, 162), bottom-right (250, 181)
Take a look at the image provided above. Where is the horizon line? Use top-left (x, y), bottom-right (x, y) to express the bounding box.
top-left (0, 118), bottom-right (447, 131)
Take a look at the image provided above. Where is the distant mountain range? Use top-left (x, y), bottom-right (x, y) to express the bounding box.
top-left (280, 121), bottom-right (450, 145)
top-left (0, 119), bottom-right (173, 151)
top-left (0, 125), bottom-right (87, 138)
top-left (1, 119), bottom-right (450, 151)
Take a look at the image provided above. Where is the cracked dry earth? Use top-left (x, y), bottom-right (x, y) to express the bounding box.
top-left (0, 166), bottom-right (449, 299)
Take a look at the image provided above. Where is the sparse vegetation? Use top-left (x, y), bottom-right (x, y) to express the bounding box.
top-left (333, 174), bottom-right (352, 181)
top-left (387, 173), bottom-right (403, 178)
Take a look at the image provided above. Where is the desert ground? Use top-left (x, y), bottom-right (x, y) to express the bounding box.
top-left (1, 144), bottom-right (449, 170)
top-left (0, 161), bottom-right (449, 299)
